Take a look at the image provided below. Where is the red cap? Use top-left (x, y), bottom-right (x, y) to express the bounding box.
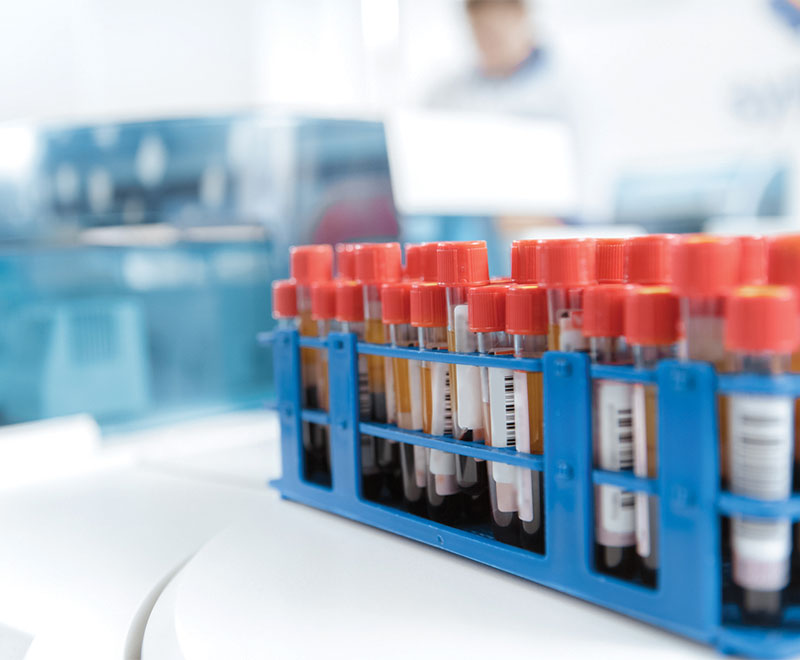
top-left (625, 234), bottom-right (676, 285)
top-left (437, 241), bottom-right (490, 286)
top-left (583, 284), bottom-right (628, 338)
top-left (768, 234), bottom-right (800, 290)
top-left (538, 238), bottom-right (596, 288)
top-left (335, 280), bottom-right (364, 323)
top-left (506, 284), bottom-right (547, 336)
top-left (272, 279), bottom-right (297, 319)
top-left (511, 239), bottom-right (540, 284)
top-left (596, 238), bottom-right (625, 284)
top-left (311, 281), bottom-right (337, 321)
top-left (410, 282), bottom-right (447, 328)
top-left (737, 236), bottom-right (767, 286)
top-left (468, 284), bottom-right (508, 333)
top-left (625, 286), bottom-right (680, 346)
top-left (404, 243), bottom-right (439, 282)
top-left (671, 234), bottom-right (740, 298)
top-left (354, 242), bottom-right (402, 284)
top-left (335, 243), bottom-right (357, 280)
top-left (725, 285), bottom-right (799, 354)
top-left (381, 282), bottom-right (412, 325)
top-left (290, 244), bottom-right (333, 285)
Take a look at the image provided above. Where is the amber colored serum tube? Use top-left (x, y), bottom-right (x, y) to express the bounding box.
top-left (625, 285), bottom-right (680, 588)
top-left (310, 280), bottom-right (339, 479)
top-left (725, 285), bottom-right (798, 626)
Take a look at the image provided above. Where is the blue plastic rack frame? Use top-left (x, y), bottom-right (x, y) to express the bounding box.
top-left (262, 327), bottom-right (800, 658)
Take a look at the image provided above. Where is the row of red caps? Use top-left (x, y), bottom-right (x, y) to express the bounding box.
top-left (273, 235), bottom-right (800, 355)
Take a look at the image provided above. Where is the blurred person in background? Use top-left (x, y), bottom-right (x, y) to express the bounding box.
top-left (428, 0), bottom-right (568, 119)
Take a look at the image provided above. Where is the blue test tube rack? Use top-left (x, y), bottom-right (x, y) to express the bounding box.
top-left (262, 326), bottom-right (800, 658)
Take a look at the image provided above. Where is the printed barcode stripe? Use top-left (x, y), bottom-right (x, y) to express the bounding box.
top-left (617, 406), bottom-right (633, 470)
top-left (442, 369), bottom-right (453, 435)
top-left (503, 372), bottom-right (516, 447)
top-left (358, 358), bottom-right (370, 417)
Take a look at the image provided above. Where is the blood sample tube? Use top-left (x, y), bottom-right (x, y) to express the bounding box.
top-left (437, 241), bottom-right (490, 515)
top-left (596, 238), bottom-right (625, 284)
top-left (354, 243), bottom-right (403, 498)
top-left (537, 238), bottom-right (596, 352)
top-left (468, 284), bottom-right (518, 544)
top-left (506, 284), bottom-right (548, 552)
top-left (272, 279), bottom-right (298, 329)
top-left (411, 281), bottom-right (461, 523)
top-left (624, 234), bottom-right (676, 286)
top-left (383, 281), bottom-right (426, 515)
top-left (336, 280), bottom-right (382, 500)
top-left (336, 243), bottom-right (357, 280)
top-left (625, 286), bottom-right (681, 587)
top-left (725, 285), bottom-right (798, 625)
top-left (584, 283), bottom-right (636, 579)
top-left (672, 235), bottom-right (740, 486)
top-left (737, 236), bottom-right (767, 286)
top-left (510, 239), bottom-right (540, 285)
top-left (310, 280), bottom-right (338, 477)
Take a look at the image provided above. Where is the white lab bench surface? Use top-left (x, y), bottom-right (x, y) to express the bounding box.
top-left (0, 411), bottom-right (720, 659)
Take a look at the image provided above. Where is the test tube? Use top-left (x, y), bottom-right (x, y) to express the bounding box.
top-left (382, 281), bottom-right (426, 515)
top-left (672, 235), bottom-right (740, 488)
top-left (625, 286), bottom-right (681, 587)
top-left (469, 284), bottom-right (519, 544)
top-left (584, 283), bottom-right (636, 579)
top-left (624, 234), bottom-right (676, 286)
top-left (437, 241), bottom-right (490, 515)
top-left (411, 281), bottom-right (461, 524)
top-left (335, 279), bottom-right (382, 500)
top-left (354, 243), bottom-right (403, 498)
top-left (596, 238), bottom-right (625, 284)
top-left (506, 284), bottom-right (548, 552)
top-left (537, 238), bottom-right (596, 352)
top-left (725, 285), bottom-right (798, 625)
top-left (310, 280), bottom-right (338, 476)
top-left (272, 279), bottom-right (298, 330)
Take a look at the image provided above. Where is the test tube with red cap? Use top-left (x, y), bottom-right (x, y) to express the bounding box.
top-left (272, 279), bottom-right (298, 330)
top-left (506, 284), bottom-right (548, 552)
top-left (537, 238), bottom-right (596, 351)
top-left (625, 286), bottom-right (681, 587)
top-left (310, 280), bottom-right (338, 478)
top-left (437, 241), bottom-right (490, 513)
top-left (624, 234), bottom-right (676, 286)
top-left (725, 285), bottom-right (798, 625)
top-left (411, 281), bottom-right (461, 523)
top-left (596, 238), bottom-right (625, 284)
top-left (354, 243), bottom-right (403, 498)
top-left (584, 282), bottom-right (636, 579)
top-left (383, 281), bottom-right (426, 515)
top-left (469, 283), bottom-right (519, 545)
top-left (336, 280), bottom-right (383, 500)
top-left (510, 239), bottom-right (540, 285)
top-left (335, 243), bottom-right (357, 280)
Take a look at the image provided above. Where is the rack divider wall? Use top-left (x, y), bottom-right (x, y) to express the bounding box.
top-left (262, 326), bottom-right (800, 658)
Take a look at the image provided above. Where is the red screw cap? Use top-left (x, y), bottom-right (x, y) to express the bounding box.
top-left (354, 242), bottom-right (402, 285)
top-left (382, 282), bottom-right (412, 325)
top-left (272, 279), bottom-right (297, 319)
top-left (583, 283), bottom-right (629, 338)
top-left (311, 281), bottom-right (337, 321)
top-left (511, 239), bottom-right (540, 284)
top-left (596, 238), bottom-right (625, 284)
top-left (437, 241), bottom-right (490, 286)
top-left (538, 238), bottom-right (596, 288)
top-left (671, 234), bottom-right (740, 298)
top-left (335, 243), bottom-right (357, 280)
top-left (624, 234), bottom-right (676, 285)
top-left (737, 236), bottom-right (767, 286)
top-left (468, 284), bottom-right (508, 333)
top-left (768, 234), bottom-right (800, 290)
top-left (335, 280), bottom-right (364, 323)
top-left (506, 284), bottom-right (547, 336)
top-left (404, 242), bottom-right (439, 282)
top-left (290, 244), bottom-right (333, 285)
top-left (725, 285), bottom-right (798, 354)
top-left (410, 282), bottom-right (447, 328)
top-left (625, 286), bottom-right (680, 346)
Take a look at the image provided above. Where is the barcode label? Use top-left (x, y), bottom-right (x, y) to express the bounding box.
top-left (431, 362), bottom-right (453, 437)
top-left (732, 518), bottom-right (791, 590)
top-left (632, 384), bottom-right (651, 556)
top-left (358, 355), bottom-right (370, 418)
top-left (489, 368), bottom-right (516, 484)
top-left (597, 381), bottom-right (634, 471)
top-left (729, 395), bottom-right (793, 500)
top-left (598, 485), bottom-right (636, 540)
top-left (454, 304), bottom-right (482, 429)
top-left (408, 359), bottom-right (423, 431)
top-left (558, 309), bottom-right (587, 352)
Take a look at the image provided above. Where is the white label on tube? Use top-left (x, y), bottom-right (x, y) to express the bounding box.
top-left (513, 370), bottom-right (534, 522)
top-left (429, 362), bottom-right (456, 477)
top-left (732, 518), bottom-right (791, 590)
top-left (558, 309), bottom-right (587, 352)
top-left (413, 445), bottom-right (427, 488)
top-left (632, 384), bottom-right (650, 557)
top-left (599, 486), bottom-right (636, 536)
top-left (453, 304), bottom-right (482, 429)
top-left (358, 355), bottom-right (370, 418)
top-left (408, 359), bottom-right (423, 431)
top-left (729, 395), bottom-right (793, 500)
top-left (489, 367), bottom-right (516, 484)
top-left (384, 356), bottom-right (396, 426)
